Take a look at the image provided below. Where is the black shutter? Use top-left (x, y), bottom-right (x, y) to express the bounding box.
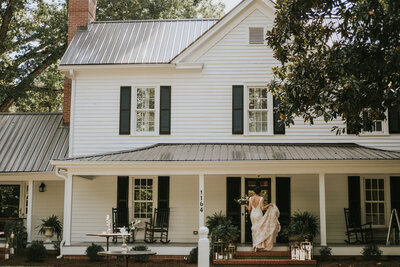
top-left (160, 86), bottom-right (171, 135)
top-left (390, 177), bottom-right (400, 215)
top-left (276, 177), bottom-right (290, 242)
top-left (232, 85), bottom-right (244, 134)
top-left (117, 176), bottom-right (129, 226)
top-left (158, 176), bottom-right (170, 210)
top-left (119, 87), bottom-right (131, 135)
top-left (273, 96), bottom-right (285, 134)
top-left (226, 177), bottom-right (241, 230)
top-left (389, 108), bottom-right (400, 133)
top-left (348, 176), bottom-right (361, 226)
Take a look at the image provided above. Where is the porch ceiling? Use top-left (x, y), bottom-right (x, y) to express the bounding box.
top-left (55, 143), bottom-right (400, 162)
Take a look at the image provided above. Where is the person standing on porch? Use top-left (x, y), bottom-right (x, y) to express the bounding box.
top-left (245, 187), bottom-right (281, 252)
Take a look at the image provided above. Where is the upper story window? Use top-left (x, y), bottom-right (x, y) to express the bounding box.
top-left (245, 86), bottom-right (273, 135)
top-left (135, 87), bottom-right (156, 133)
top-left (360, 110), bottom-right (388, 135)
top-left (249, 27), bottom-right (264, 44)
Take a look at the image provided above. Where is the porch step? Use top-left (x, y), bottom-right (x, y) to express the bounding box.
top-left (236, 251), bottom-right (291, 259)
top-left (213, 258), bottom-right (317, 266)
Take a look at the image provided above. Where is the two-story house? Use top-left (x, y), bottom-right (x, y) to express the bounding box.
top-left (3, 0), bottom-right (400, 259)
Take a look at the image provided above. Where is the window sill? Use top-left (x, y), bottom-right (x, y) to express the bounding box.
top-left (358, 133), bottom-right (390, 137)
top-left (243, 133), bottom-right (274, 136)
top-left (130, 133), bottom-right (160, 137)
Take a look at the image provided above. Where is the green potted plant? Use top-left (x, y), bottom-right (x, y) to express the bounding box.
top-left (206, 212), bottom-right (239, 243)
top-left (279, 211), bottom-right (319, 243)
top-left (38, 215), bottom-right (62, 243)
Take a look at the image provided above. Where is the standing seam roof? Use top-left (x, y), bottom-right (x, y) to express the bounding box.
top-left (60, 19), bottom-right (219, 65)
top-left (0, 113), bottom-right (69, 173)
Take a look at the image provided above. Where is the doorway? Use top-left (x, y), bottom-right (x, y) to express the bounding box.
top-left (244, 178), bottom-right (271, 243)
top-left (0, 184), bottom-right (21, 231)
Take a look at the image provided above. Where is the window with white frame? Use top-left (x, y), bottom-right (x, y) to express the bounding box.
top-left (247, 87), bottom-right (269, 134)
top-left (133, 178), bottom-right (153, 218)
top-left (364, 178), bottom-right (385, 226)
top-left (135, 87), bottom-right (156, 133)
top-left (360, 110), bottom-right (387, 135)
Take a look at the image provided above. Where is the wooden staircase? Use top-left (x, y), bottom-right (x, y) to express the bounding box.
top-left (213, 251), bottom-right (317, 266)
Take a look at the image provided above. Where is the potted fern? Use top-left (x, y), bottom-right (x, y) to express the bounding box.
top-left (38, 215), bottom-right (62, 243)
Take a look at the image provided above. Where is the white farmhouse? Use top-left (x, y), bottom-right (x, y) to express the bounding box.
top-left (1, 0), bottom-right (400, 263)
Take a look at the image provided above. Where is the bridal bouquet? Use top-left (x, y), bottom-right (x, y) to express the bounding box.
top-left (235, 196), bottom-right (249, 205)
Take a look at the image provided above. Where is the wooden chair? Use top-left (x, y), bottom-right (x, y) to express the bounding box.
top-left (144, 208), bottom-right (170, 244)
top-left (344, 208), bottom-right (373, 244)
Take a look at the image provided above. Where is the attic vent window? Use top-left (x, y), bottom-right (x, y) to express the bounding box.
top-left (249, 27), bottom-right (264, 44)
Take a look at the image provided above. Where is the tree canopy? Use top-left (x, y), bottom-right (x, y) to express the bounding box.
top-left (266, 0), bottom-right (400, 134)
top-left (0, 0), bottom-right (225, 113)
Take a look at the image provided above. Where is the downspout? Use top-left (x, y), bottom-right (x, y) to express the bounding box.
top-left (55, 167), bottom-right (68, 259)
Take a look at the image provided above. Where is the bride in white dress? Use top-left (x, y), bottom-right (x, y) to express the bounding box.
top-left (245, 186), bottom-right (281, 252)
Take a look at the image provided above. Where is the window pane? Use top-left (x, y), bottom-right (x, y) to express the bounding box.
top-left (379, 215), bottom-right (385, 225)
top-left (379, 190), bottom-right (384, 201)
top-left (366, 214), bottom-right (372, 223)
top-left (375, 121), bottom-right (382, 132)
top-left (373, 214), bottom-right (378, 225)
top-left (366, 190), bottom-right (371, 201)
top-left (372, 179), bottom-right (377, 189)
top-left (372, 190), bottom-right (377, 201)
top-left (372, 203), bottom-right (378, 213)
top-left (366, 203), bottom-right (371, 213)
top-left (379, 203), bottom-right (384, 214)
top-left (378, 179), bottom-right (384, 189)
top-left (134, 190), bottom-right (139, 200)
top-left (366, 179), bottom-right (371, 189)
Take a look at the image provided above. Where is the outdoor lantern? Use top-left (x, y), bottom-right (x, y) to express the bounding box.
top-left (228, 242), bottom-right (236, 259)
top-left (291, 245), bottom-right (300, 260)
top-left (215, 239), bottom-right (225, 260)
top-left (39, 182), bottom-right (46, 192)
top-left (300, 239), bottom-right (313, 260)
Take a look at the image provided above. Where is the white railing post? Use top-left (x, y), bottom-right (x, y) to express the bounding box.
top-left (198, 174), bottom-right (209, 267)
top-left (319, 173), bottom-right (327, 246)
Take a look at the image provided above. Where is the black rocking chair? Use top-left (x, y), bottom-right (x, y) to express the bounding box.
top-left (344, 208), bottom-right (373, 244)
top-left (112, 207), bottom-right (131, 243)
top-left (144, 208), bottom-right (170, 244)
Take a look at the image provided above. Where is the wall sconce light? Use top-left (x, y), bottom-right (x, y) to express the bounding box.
top-left (39, 182), bottom-right (46, 192)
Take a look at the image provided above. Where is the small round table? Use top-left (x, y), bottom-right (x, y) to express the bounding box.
top-left (98, 250), bottom-right (156, 267)
top-left (86, 233), bottom-right (130, 251)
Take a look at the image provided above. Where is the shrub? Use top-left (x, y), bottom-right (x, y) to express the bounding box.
top-left (86, 243), bottom-right (104, 261)
top-left (26, 241), bottom-right (47, 261)
top-left (4, 220), bottom-right (27, 255)
top-left (187, 246), bottom-right (198, 264)
top-left (131, 245), bottom-right (150, 262)
top-left (362, 243), bottom-right (382, 261)
top-left (206, 212), bottom-right (239, 243)
top-left (318, 246), bottom-right (332, 261)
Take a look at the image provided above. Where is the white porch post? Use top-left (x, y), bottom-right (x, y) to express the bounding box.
top-left (319, 173), bottom-right (327, 246)
top-left (198, 174), bottom-right (209, 267)
top-left (63, 174), bottom-right (73, 246)
top-left (27, 181), bottom-right (34, 243)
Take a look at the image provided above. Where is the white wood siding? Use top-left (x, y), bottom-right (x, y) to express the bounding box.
top-left (32, 181), bottom-right (64, 241)
top-left (71, 176), bottom-right (117, 243)
top-left (70, 4), bottom-right (400, 157)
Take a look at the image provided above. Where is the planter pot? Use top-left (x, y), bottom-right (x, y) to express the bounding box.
top-left (43, 227), bottom-right (54, 243)
top-left (288, 235), bottom-right (301, 246)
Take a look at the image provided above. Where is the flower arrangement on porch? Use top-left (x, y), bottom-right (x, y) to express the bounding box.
top-left (279, 211), bottom-right (319, 243)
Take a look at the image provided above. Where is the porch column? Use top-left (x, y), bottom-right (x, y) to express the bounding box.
top-left (26, 181), bottom-right (34, 242)
top-left (319, 173), bottom-right (327, 246)
top-left (198, 174), bottom-right (209, 267)
top-left (63, 174), bottom-right (73, 245)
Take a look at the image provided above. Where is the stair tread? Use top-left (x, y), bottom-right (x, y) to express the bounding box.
top-left (213, 258), bottom-right (316, 265)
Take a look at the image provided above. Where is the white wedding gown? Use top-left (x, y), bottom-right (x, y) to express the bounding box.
top-left (250, 197), bottom-right (281, 250)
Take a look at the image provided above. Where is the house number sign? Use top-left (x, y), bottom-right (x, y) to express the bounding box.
top-left (199, 190), bottom-right (204, 213)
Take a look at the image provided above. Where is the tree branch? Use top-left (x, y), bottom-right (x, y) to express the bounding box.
top-left (0, 0), bottom-right (17, 55)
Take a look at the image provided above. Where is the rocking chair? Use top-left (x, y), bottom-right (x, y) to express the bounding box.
top-left (344, 208), bottom-right (373, 244)
top-left (144, 208), bottom-right (170, 244)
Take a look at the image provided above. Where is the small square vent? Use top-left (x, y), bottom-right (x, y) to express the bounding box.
top-left (249, 27), bottom-right (264, 44)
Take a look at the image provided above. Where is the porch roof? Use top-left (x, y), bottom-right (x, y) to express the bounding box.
top-left (57, 143), bottom-right (400, 162)
top-left (0, 113), bottom-right (69, 173)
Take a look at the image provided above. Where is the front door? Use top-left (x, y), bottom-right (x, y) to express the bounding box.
top-left (244, 178), bottom-right (271, 243)
top-left (0, 185), bottom-right (20, 231)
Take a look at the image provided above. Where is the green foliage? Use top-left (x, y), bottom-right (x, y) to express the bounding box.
top-left (206, 212), bottom-right (239, 243)
top-left (279, 211), bottom-right (319, 241)
top-left (318, 246), bottom-right (332, 261)
top-left (362, 243), bottom-right (382, 261)
top-left (26, 241), bottom-right (47, 262)
top-left (38, 215), bottom-right (63, 240)
top-left (0, 0), bottom-right (67, 112)
top-left (131, 245), bottom-right (150, 262)
top-left (4, 220), bottom-right (27, 255)
top-left (96, 0), bottom-right (225, 21)
top-left (86, 243), bottom-right (104, 261)
top-left (187, 246), bottom-right (198, 264)
top-left (266, 0), bottom-right (400, 134)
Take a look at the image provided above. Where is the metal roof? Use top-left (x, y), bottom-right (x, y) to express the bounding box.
top-left (57, 143), bottom-right (400, 162)
top-left (0, 113), bottom-right (69, 173)
top-left (60, 19), bottom-right (218, 65)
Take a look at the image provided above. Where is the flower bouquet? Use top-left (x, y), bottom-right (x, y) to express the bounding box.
top-left (235, 196), bottom-right (249, 205)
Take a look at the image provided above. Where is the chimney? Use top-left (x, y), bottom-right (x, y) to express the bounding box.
top-left (63, 0), bottom-right (97, 123)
